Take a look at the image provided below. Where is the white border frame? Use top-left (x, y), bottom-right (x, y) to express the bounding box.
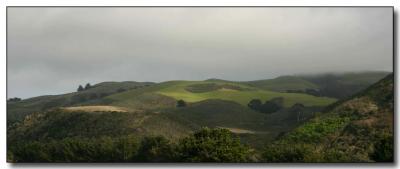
top-left (1, 0), bottom-right (399, 169)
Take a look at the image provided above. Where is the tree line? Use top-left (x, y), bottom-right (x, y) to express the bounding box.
top-left (8, 128), bottom-right (252, 162)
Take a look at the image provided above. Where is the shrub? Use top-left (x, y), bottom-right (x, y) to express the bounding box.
top-left (247, 99), bottom-right (262, 111)
top-left (176, 128), bottom-right (252, 162)
top-left (176, 100), bottom-right (187, 107)
top-left (136, 136), bottom-right (175, 162)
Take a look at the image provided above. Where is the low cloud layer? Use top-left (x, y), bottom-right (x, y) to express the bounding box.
top-left (8, 7), bottom-right (393, 98)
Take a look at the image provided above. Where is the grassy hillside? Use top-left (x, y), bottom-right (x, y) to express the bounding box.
top-left (242, 72), bottom-right (390, 99)
top-left (7, 81), bottom-right (154, 124)
top-left (164, 99), bottom-right (324, 148)
top-left (7, 78), bottom-right (337, 147)
top-left (14, 72), bottom-right (387, 124)
top-left (262, 73), bottom-right (394, 162)
top-left (154, 81), bottom-right (335, 107)
top-left (243, 76), bottom-right (319, 92)
top-left (299, 71), bottom-right (390, 99)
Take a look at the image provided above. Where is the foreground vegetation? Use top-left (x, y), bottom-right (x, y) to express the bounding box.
top-left (8, 128), bottom-right (252, 162)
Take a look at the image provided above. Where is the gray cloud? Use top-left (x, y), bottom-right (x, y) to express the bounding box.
top-left (7, 7), bottom-right (393, 99)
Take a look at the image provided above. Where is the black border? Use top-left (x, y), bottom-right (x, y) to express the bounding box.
top-left (5, 6), bottom-right (397, 166)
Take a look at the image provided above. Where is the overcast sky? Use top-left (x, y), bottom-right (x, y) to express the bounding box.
top-left (8, 7), bottom-right (393, 99)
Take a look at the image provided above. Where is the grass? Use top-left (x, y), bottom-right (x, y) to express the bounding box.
top-left (156, 81), bottom-right (336, 107)
top-left (243, 76), bottom-right (319, 92)
top-left (61, 106), bottom-right (128, 112)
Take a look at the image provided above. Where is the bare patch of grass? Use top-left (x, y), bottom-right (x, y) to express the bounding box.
top-left (62, 105), bottom-right (128, 112)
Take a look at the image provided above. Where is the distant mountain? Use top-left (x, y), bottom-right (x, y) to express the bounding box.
top-left (262, 73), bottom-right (394, 162)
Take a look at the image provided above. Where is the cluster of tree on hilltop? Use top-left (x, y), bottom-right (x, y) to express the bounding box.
top-left (7, 97), bottom-right (21, 102)
top-left (77, 83), bottom-right (92, 92)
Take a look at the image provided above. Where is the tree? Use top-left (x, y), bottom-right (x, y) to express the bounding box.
top-left (248, 99), bottom-right (262, 111)
top-left (84, 83), bottom-right (91, 90)
top-left (176, 100), bottom-right (186, 107)
top-left (176, 128), bottom-right (252, 162)
top-left (7, 97), bottom-right (21, 102)
top-left (77, 85), bottom-right (84, 92)
top-left (136, 136), bottom-right (174, 162)
top-left (257, 97), bottom-right (284, 114)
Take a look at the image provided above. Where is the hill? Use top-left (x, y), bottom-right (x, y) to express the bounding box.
top-left (153, 80), bottom-right (335, 107)
top-left (7, 81), bottom-right (154, 124)
top-left (8, 77), bottom-right (335, 150)
top-left (262, 73), bottom-right (394, 162)
top-left (163, 99), bottom-right (324, 147)
top-left (11, 72), bottom-right (386, 124)
top-left (243, 76), bottom-right (319, 92)
top-left (298, 71), bottom-right (390, 99)
top-left (6, 72), bottom-right (393, 162)
top-left (243, 71), bottom-right (390, 99)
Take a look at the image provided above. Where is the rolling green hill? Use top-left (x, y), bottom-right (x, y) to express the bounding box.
top-left (243, 76), bottom-right (319, 92)
top-left (6, 72), bottom-right (393, 162)
top-left (10, 72), bottom-right (386, 125)
top-left (8, 78), bottom-right (337, 150)
top-left (298, 71), bottom-right (390, 99)
top-left (154, 81), bottom-right (335, 107)
top-left (7, 81), bottom-right (154, 124)
top-left (242, 72), bottom-right (390, 99)
top-left (163, 99), bottom-right (324, 148)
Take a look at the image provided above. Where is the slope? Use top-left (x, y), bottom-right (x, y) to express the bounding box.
top-left (7, 81), bottom-right (154, 124)
top-left (163, 99), bottom-right (325, 148)
top-left (262, 73), bottom-right (394, 162)
top-left (153, 80), bottom-right (336, 107)
top-left (299, 71), bottom-right (390, 99)
top-left (243, 76), bottom-right (319, 92)
top-left (243, 71), bottom-right (390, 99)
